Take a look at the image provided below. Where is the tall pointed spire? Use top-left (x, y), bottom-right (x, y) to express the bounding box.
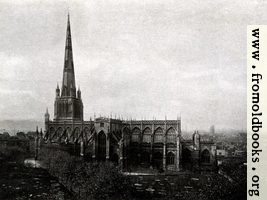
top-left (61, 13), bottom-right (76, 97)
top-left (52, 13), bottom-right (83, 121)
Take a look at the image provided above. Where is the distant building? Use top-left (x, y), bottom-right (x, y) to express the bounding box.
top-left (216, 148), bottom-right (227, 166)
top-left (210, 125), bottom-right (215, 135)
top-left (41, 15), bottom-right (217, 172)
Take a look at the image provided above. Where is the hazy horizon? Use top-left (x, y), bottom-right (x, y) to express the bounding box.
top-left (0, 119), bottom-right (246, 135)
top-left (1, 0), bottom-right (263, 131)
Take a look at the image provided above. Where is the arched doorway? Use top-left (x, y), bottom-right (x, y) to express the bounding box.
top-left (182, 148), bottom-right (192, 170)
top-left (97, 131), bottom-right (106, 161)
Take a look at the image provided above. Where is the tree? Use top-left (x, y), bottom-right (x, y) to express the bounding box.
top-left (39, 147), bottom-right (134, 199)
top-left (0, 146), bottom-right (27, 164)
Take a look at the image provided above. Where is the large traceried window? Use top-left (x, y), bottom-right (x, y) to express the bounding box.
top-left (142, 127), bottom-right (152, 143)
top-left (166, 127), bottom-right (176, 144)
top-left (154, 127), bottom-right (164, 143)
top-left (166, 152), bottom-right (175, 165)
top-left (98, 131), bottom-right (106, 161)
top-left (131, 127), bottom-right (141, 143)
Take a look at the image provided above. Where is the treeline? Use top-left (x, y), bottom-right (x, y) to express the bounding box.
top-left (39, 148), bottom-right (133, 200)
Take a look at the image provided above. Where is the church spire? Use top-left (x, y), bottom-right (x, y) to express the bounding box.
top-left (52, 13), bottom-right (84, 121)
top-left (61, 14), bottom-right (76, 97)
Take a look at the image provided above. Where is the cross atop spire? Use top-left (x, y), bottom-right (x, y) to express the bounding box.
top-left (61, 14), bottom-right (76, 97)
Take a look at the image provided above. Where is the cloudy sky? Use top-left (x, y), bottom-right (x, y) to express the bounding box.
top-left (1, 0), bottom-right (265, 131)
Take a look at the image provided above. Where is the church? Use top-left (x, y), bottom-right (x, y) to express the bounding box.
top-left (42, 15), bottom-right (217, 172)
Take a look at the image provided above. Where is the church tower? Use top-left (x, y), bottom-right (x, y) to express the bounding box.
top-left (54, 14), bottom-right (83, 121)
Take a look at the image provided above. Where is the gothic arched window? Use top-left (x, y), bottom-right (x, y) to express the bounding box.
top-left (166, 152), bottom-right (175, 165)
top-left (154, 127), bottom-right (164, 143)
top-left (142, 127), bottom-right (152, 143)
top-left (98, 131), bottom-right (106, 161)
top-left (166, 127), bottom-right (176, 144)
top-left (131, 127), bottom-right (141, 143)
top-left (123, 127), bottom-right (131, 145)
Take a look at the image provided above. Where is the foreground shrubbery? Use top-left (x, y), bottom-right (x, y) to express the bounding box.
top-left (0, 146), bottom-right (27, 164)
top-left (39, 148), bottom-right (246, 200)
top-left (39, 148), bottom-right (133, 200)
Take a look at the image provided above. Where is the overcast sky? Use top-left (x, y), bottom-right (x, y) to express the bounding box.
top-left (1, 0), bottom-right (266, 131)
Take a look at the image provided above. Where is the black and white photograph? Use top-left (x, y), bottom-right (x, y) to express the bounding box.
top-left (0, 0), bottom-right (258, 199)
